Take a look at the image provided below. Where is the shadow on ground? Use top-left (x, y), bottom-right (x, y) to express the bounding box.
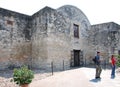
top-left (90, 78), bottom-right (101, 83)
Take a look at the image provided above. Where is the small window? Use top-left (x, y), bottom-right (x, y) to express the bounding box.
top-left (74, 24), bottom-right (79, 38)
top-left (118, 50), bottom-right (120, 55)
top-left (7, 20), bottom-right (13, 25)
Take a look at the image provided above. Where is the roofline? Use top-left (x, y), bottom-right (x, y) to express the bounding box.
top-left (91, 21), bottom-right (120, 26)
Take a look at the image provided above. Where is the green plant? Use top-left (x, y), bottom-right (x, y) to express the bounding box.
top-left (115, 55), bottom-right (120, 67)
top-left (116, 55), bottom-right (120, 67)
top-left (11, 65), bottom-right (34, 86)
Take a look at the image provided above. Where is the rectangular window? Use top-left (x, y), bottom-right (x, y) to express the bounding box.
top-left (74, 24), bottom-right (79, 38)
top-left (118, 50), bottom-right (120, 55)
top-left (7, 20), bottom-right (13, 25)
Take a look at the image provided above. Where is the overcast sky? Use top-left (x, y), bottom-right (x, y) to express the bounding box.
top-left (0, 0), bottom-right (120, 25)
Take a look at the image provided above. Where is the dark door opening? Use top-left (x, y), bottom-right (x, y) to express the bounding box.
top-left (74, 50), bottom-right (80, 67)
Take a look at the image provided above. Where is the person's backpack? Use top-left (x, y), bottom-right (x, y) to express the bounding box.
top-left (92, 56), bottom-right (96, 63)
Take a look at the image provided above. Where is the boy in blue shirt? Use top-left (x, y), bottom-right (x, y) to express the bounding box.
top-left (95, 51), bottom-right (102, 79)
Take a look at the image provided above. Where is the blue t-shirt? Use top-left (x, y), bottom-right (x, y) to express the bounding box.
top-left (95, 55), bottom-right (100, 65)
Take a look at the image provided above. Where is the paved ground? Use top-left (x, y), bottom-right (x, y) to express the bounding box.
top-left (30, 67), bottom-right (120, 87)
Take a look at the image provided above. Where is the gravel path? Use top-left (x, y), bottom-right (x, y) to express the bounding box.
top-left (0, 69), bottom-right (53, 87)
top-left (0, 68), bottom-right (120, 87)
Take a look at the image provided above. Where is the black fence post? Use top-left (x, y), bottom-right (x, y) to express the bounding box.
top-left (104, 60), bottom-right (107, 70)
top-left (63, 60), bottom-right (64, 71)
top-left (84, 58), bottom-right (86, 67)
top-left (51, 61), bottom-right (53, 75)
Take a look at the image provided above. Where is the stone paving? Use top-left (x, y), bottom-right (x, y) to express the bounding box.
top-left (30, 67), bottom-right (120, 87)
top-left (82, 67), bottom-right (120, 87)
top-left (0, 67), bottom-right (120, 87)
top-left (30, 68), bottom-right (94, 87)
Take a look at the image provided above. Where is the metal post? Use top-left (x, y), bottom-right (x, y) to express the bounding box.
top-left (51, 61), bottom-right (53, 75)
top-left (84, 58), bottom-right (86, 67)
top-left (63, 60), bottom-right (64, 71)
top-left (104, 59), bottom-right (107, 70)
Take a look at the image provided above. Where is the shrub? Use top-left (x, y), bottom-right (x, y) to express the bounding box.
top-left (115, 55), bottom-right (120, 67)
top-left (116, 55), bottom-right (120, 67)
top-left (11, 65), bottom-right (34, 86)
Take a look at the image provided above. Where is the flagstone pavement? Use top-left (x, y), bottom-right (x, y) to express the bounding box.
top-left (30, 67), bottom-right (120, 87)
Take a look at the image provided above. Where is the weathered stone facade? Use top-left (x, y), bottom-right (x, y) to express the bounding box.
top-left (0, 5), bottom-right (120, 70)
top-left (0, 8), bottom-right (32, 70)
top-left (88, 22), bottom-right (120, 64)
top-left (31, 5), bottom-right (91, 70)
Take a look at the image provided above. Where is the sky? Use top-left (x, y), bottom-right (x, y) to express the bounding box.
top-left (0, 0), bottom-right (120, 25)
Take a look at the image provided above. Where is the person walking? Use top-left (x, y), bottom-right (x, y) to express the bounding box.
top-left (95, 51), bottom-right (102, 79)
top-left (111, 55), bottom-right (116, 78)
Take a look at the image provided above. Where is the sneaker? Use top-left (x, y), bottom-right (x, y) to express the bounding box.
top-left (95, 77), bottom-right (101, 79)
top-left (98, 77), bottom-right (101, 79)
top-left (95, 77), bottom-right (99, 79)
top-left (111, 75), bottom-right (115, 78)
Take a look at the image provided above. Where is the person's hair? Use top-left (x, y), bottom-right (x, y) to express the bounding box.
top-left (97, 51), bottom-right (100, 54)
top-left (111, 55), bottom-right (114, 58)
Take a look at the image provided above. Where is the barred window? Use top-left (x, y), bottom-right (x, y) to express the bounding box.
top-left (118, 50), bottom-right (120, 55)
top-left (74, 24), bottom-right (79, 38)
top-left (7, 20), bottom-right (13, 25)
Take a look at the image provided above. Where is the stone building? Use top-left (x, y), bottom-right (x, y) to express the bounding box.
top-left (89, 22), bottom-right (120, 63)
top-left (0, 5), bottom-right (120, 70)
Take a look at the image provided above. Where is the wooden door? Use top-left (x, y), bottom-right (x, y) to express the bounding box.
top-left (74, 50), bottom-right (80, 67)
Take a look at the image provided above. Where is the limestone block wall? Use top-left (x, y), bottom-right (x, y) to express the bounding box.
top-left (31, 5), bottom-right (93, 69)
top-left (1, 5), bottom-right (120, 70)
top-left (47, 34), bottom-right (71, 70)
top-left (57, 5), bottom-right (91, 65)
top-left (88, 22), bottom-right (120, 64)
top-left (46, 9), bottom-right (71, 70)
top-left (31, 7), bottom-right (52, 69)
top-left (0, 8), bottom-right (32, 69)
top-left (31, 7), bottom-right (71, 70)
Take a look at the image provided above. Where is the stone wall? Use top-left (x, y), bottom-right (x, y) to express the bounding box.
top-left (88, 22), bottom-right (120, 64)
top-left (0, 8), bottom-right (32, 69)
top-left (31, 6), bottom-right (91, 69)
top-left (1, 6), bottom-right (120, 70)
top-left (0, 6), bottom-right (92, 70)
top-left (31, 7), bottom-right (71, 70)
top-left (57, 5), bottom-right (91, 65)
